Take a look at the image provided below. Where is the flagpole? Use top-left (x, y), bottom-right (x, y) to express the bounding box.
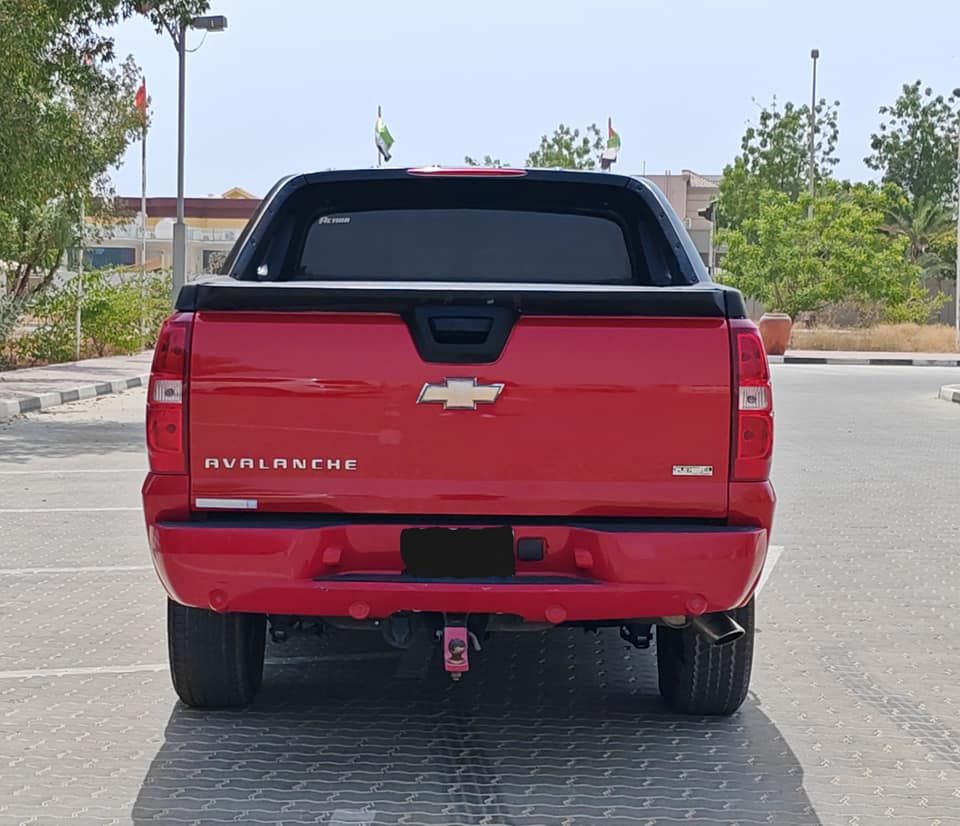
top-left (601, 116), bottom-right (619, 172)
top-left (140, 77), bottom-right (148, 349)
top-left (376, 105), bottom-right (382, 168)
top-left (604, 116), bottom-right (611, 172)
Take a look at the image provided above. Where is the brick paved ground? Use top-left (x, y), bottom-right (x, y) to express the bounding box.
top-left (0, 365), bottom-right (958, 825)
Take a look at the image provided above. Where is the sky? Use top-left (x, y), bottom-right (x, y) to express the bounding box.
top-left (107, 0), bottom-right (960, 198)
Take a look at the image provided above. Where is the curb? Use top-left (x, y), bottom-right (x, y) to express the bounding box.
top-left (940, 385), bottom-right (960, 405)
top-left (768, 355), bottom-right (960, 367)
top-left (0, 374), bottom-right (148, 420)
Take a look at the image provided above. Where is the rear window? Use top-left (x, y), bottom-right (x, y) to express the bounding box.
top-left (237, 177), bottom-right (696, 286)
top-left (296, 209), bottom-right (631, 283)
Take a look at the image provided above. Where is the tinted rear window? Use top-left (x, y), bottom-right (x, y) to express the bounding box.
top-left (237, 177), bottom-right (696, 286)
top-left (297, 209), bottom-right (631, 283)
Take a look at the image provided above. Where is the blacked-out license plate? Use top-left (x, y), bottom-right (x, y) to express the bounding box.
top-left (400, 526), bottom-right (515, 579)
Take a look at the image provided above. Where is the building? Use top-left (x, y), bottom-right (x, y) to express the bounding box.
top-left (644, 171), bottom-right (721, 272)
top-left (85, 187), bottom-right (259, 277)
top-left (90, 173), bottom-right (720, 277)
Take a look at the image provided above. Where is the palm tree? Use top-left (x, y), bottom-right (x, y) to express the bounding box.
top-left (881, 197), bottom-right (954, 279)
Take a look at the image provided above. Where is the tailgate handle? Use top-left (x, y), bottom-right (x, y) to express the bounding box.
top-left (408, 305), bottom-right (516, 364)
top-left (428, 316), bottom-right (493, 344)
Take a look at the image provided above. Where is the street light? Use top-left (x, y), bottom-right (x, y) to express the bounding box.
top-left (159, 13), bottom-right (228, 306)
top-left (191, 15), bottom-right (227, 31)
top-left (808, 48), bottom-right (819, 219)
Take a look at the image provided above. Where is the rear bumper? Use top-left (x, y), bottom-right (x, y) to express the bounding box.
top-left (144, 477), bottom-right (773, 623)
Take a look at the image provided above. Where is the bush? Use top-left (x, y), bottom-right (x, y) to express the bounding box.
top-left (0, 293), bottom-right (28, 368)
top-left (17, 269), bottom-right (172, 364)
top-left (718, 189), bottom-right (944, 322)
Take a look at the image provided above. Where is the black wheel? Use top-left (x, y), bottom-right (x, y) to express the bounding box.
top-left (656, 600), bottom-right (754, 716)
top-left (167, 599), bottom-right (266, 709)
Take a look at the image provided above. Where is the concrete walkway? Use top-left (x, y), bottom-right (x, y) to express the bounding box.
top-left (0, 352), bottom-right (152, 419)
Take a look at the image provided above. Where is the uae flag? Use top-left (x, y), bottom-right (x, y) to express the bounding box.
top-left (375, 107), bottom-right (394, 162)
top-left (600, 117), bottom-right (620, 170)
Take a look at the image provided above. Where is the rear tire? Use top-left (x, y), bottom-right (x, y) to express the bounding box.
top-left (167, 599), bottom-right (266, 709)
top-left (656, 600), bottom-right (754, 715)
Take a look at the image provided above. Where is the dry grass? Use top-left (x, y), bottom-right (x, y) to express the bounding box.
top-left (790, 324), bottom-right (958, 353)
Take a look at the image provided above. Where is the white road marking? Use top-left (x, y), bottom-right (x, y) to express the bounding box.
top-left (0, 507), bottom-right (140, 513)
top-left (756, 545), bottom-right (784, 595)
top-left (330, 810), bottom-right (377, 826)
top-left (0, 663), bottom-right (168, 679)
top-left (0, 468), bottom-right (144, 475)
top-left (0, 653), bottom-right (400, 680)
top-left (0, 565), bottom-right (151, 576)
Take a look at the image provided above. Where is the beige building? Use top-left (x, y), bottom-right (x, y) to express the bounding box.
top-left (85, 187), bottom-right (259, 277)
top-left (644, 171), bottom-right (721, 273)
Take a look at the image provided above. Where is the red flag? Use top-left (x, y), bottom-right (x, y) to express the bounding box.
top-left (134, 81), bottom-right (147, 120)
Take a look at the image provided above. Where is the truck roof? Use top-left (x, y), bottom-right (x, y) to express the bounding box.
top-left (289, 166), bottom-right (671, 200)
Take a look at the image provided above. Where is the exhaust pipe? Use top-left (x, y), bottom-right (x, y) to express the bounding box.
top-left (690, 612), bottom-right (745, 647)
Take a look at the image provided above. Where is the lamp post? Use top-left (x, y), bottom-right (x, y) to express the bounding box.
top-left (160, 14), bottom-right (228, 307)
top-left (808, 48), bottom-right (819, 218)
top-left (954, 88), bottom-right (960, 350)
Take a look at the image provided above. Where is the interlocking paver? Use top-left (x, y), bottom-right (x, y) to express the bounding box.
top-left (0, 366), bottom-right (959, 825)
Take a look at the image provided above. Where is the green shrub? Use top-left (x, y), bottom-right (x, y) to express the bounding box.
top-left (0, 293), bottom-right (28, 368)
top-left (718, 189), bottom-right (946, 323)
top-left (17, 269), bottom-right (172, 364)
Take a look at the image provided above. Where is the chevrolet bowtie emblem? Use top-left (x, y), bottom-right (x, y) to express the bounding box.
top-left (417, 378), bottom-right (505, 410)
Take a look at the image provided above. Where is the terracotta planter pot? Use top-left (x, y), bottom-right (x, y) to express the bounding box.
top-left (757, 313), bottom-right (793, 356)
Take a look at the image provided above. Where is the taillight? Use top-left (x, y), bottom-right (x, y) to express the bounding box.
top-left (731, 320), bottom-right (773, 481)
top-left (146, 313), bottom-right (193, 473)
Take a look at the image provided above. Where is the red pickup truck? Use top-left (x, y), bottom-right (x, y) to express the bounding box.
top-left (143, 167), bottom-right (775, 715)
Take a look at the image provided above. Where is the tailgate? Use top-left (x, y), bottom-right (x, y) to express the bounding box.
top-left (188, 309), bottom-right (731, 517)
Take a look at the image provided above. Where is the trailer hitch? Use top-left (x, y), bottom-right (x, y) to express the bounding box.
top-left (442, 615), bottom-right (481, 681)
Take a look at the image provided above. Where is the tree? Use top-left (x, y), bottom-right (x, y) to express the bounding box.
top-left (0, 46), bottom-right (141, 297)
top-left (0, 0), bottom-right (209, 300)
top-left (865, 81), bottom-right (960, 208)
top-left (526, 123), bottom-right (604, 169)
top-left (1, 198), bottom-right (81, 299)
top-left (881, 187), bottom-right (955, 280)
top-left (0, 1), bottom-right (207, 207)
top-left (718, 190), bottom-right (935, 322)
top-left (718, 97), bottom-right (839, 229)
top-left (464, 155), bottom-right (509, 168)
